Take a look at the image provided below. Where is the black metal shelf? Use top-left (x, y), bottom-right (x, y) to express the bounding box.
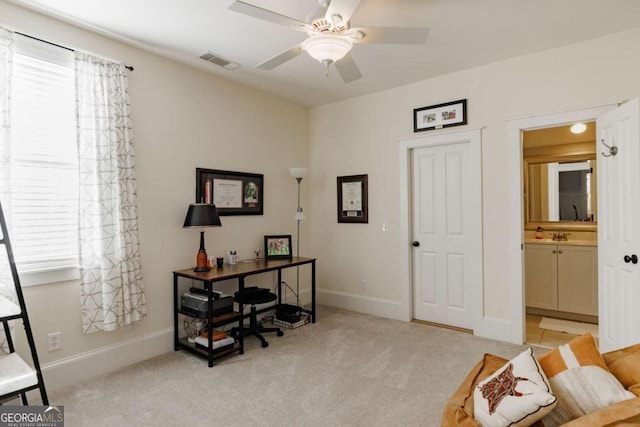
top-left (176, 337), bottom-right (240, 363)
top-left (177, 308), bottom-right (242, 326)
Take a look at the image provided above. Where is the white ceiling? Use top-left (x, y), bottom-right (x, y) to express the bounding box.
top-left (7, 0), bottom-right (640, 107)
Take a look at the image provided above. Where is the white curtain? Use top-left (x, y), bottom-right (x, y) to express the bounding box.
top-left (75, 51), bottom-right (146, 333)
top-left (0, 26), bottom-right (16, 352)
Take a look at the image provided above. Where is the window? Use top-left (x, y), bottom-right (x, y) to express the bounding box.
top-left (9, 35), bottom-right (78, 275)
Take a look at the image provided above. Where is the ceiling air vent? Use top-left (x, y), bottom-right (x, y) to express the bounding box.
top-left (199, 52), bottom-right (240, 70)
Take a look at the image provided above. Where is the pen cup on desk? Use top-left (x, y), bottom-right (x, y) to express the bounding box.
top-left (228, 252), bottom-right (238, 265)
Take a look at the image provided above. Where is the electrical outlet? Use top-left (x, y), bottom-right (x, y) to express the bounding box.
top-left (360, 279), bottom-right (367, 290)
top-left (47, 332), bottom-right (62, 352)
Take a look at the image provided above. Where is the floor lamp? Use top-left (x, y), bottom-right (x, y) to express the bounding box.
top-left (289, 167), bottom-right (308, 307)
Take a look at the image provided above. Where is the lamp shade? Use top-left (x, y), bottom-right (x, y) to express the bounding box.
top-left (183, 203), bottom-right (222, 228)
top-left (289, 167), bottom-right (309, 179)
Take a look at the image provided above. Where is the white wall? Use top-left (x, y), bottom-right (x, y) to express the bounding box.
top-left (309, 26), bottom-right (640, 339)
top-left (0, 2), bottom-right (309, 390)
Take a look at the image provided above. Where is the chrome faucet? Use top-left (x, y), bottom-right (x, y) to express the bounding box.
top-left (552, 231), bottom-right (568, 241)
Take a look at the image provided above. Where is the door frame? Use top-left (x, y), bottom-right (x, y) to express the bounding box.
top-left (399, 128), bottom-right (482, 327)
top-left (506, 104), bottom-right (615, 344)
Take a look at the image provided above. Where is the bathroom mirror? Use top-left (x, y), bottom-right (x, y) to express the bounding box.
top-left (523, 122), bottom-right (597, 229)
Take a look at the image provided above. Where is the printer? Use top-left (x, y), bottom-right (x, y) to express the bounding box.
top-left (181, 291), bottom-right (233, 317)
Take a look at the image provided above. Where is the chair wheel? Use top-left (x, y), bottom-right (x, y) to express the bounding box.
top-left (277, 330), bottom-right (284, 337)
top-left (261, 341), bottom-right (269, 348)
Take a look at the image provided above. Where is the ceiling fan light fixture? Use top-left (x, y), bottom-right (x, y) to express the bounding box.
top-left (302, 34), bottom-right (353, 65)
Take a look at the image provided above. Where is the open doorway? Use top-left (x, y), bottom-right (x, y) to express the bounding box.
top-left (506, 104), bottom-right (616, 346)
top-left (522, 122), bottom-right (598, 348)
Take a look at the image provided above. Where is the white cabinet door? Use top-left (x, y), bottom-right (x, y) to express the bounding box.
top-left (524, 244), bottom-right (558, 310)
top-left (557, 245), bottom-right (598, 316)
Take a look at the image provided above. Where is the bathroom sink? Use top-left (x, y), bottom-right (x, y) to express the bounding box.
top-left (526, 238), bottom-right (556, 244)
top-left (525, 238), bottom-right (596, 246)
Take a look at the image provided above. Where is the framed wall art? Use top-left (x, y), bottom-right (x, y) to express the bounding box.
top-left (196, 168), bottom-right (263, 216)
top-left (413, 99), bottom-right (467, 132)
top-left (337, 174), bottom-right (368, 224)
top-left (264, 235), bottom-right (292, 260)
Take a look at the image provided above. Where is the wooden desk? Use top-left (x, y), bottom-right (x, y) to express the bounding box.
top-left (173, 256), bottom-right (316, 367)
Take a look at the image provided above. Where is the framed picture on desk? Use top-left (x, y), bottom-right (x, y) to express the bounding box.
top-left (264, 235), bottom-right (292, 260)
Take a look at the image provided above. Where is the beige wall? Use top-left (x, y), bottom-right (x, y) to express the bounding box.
top-left (309, 27), bottom-right (640, 326)
top-left (1, 2), bottom-right (309, 386)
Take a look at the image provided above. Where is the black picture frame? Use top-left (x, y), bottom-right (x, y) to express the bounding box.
top-left (196, 168), bottom-right (264, 216)
top-left (337, 174), bottom-right (368, 224)
top-left (264, 235), bottom-right (293, 260)
top-left (413, 99), bottom-right (467, 132)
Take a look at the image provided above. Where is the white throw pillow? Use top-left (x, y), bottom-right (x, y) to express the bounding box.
top-left (538, 333), bottom-right (636, 426)
top-left (474, 348), bottom-right (557, 427)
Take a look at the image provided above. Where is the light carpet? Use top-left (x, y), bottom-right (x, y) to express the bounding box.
top-left (539, 317), bottom-right (599, 338)
top-left (49, 306), bottom-right (537, 426)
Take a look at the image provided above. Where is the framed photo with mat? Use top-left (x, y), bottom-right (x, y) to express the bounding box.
top-left (196, 168), bottom-right (263, 216)
top-left (337, 174), bottom-right (368, 224)
top-left (264, 235), bottom-right (293, 260)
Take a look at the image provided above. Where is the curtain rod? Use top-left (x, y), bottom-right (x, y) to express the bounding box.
top-left (15, 31), bottom-right (134, 71)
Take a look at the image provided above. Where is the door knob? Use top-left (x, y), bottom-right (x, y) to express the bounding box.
top-left (624, 254), bottom-right (638, 264)
top-left (412, 241), bottom-right (420, 247)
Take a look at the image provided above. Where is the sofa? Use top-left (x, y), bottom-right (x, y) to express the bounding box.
top-left (441, 336), bottom-right (640, 426)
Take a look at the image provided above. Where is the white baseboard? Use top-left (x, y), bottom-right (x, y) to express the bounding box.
top-left (317, 288), bottom-right (406, 321)
top-left (40, 327), bottom-right (173, 397)
top-left (318, 289), bottom-right (520, 344)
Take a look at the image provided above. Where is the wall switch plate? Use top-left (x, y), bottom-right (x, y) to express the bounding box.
top-left (360, 279), bottom-right (367, 290)
top-left (47, 331), bottom-right (62, 352)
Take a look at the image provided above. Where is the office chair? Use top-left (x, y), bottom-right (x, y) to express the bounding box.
top-left (232, 287), bottom-right (283, 348)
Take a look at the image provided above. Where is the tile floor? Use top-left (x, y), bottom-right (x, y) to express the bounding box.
top-left (525, 314), bottom-right (581, 348)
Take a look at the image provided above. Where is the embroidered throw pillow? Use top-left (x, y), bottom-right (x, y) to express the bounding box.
top-left (538, 333), bottom-right (636, 426)
top-left (474, 348), bottom-right (557, 427)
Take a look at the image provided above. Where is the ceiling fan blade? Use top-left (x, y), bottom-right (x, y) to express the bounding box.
top-left (325, 0), bottom-right (361, 25)
top-left (229, 0), bottom-right (307, 31)
top-left (256, 44), bottom-right (304, 70)
top-left (352, 26), bottom-right (430, 45)
top-left (335, 52), bottom-right (362, 84)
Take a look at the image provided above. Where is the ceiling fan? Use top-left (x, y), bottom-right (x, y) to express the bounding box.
top-left (228, 0), bottom-right (430, 83)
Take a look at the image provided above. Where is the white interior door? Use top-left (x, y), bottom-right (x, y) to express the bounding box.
top-left (597, 98), bottom-right (640, 352)
top-left (411, 132), bottom-right (482, 330)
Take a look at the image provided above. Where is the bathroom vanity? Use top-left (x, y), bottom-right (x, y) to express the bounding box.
top-left (524, 239), bottom-right (598, 317)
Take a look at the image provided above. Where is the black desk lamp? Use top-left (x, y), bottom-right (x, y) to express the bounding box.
top-left (183, 203), bottom-right (222, 272)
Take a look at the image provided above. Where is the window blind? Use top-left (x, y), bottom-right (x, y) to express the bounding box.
top-left (9, 35), bottom-right (78, 271)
